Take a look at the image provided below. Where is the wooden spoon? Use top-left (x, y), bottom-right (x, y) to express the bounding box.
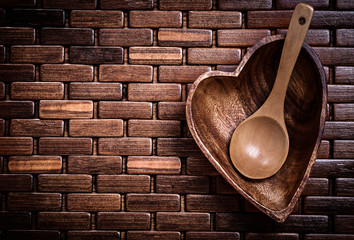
top-left (229, 3), bottom-right (314, 179)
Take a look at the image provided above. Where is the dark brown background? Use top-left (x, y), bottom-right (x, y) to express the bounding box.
top-left (0, 0), bottom-right (353, 239)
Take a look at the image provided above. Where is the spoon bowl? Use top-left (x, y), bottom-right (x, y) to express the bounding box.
top-left (230, 116), bottom-right (289, 179)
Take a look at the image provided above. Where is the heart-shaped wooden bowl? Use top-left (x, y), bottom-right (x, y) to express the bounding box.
top-left (186, 34), bottom-right (327, 222)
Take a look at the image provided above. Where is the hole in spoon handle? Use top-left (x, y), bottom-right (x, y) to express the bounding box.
top-left (299, 17), bottom-right (306, 25)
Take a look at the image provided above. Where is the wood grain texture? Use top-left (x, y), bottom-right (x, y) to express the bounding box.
top-left (186, 157), bottom-right (219, 176)
top-left (69, 83), bottom-right (122, 100)
top-left (128, 83), bottom-right (181, 101)
top-left (130, 11), bottom-right (181, 28)
top-left (218, 0), bottom-right (272, 10)
top-left (71, 10), bottom-right (123, 28)
top-left (100, 0), bottom-right (153, 10)
top-left (10, 119), bottom-right (64, 136)
top-left (304, 196), bottom-right (354, 214)
top-left (189, 11), bottom-right (242, 29)
top-left (186, 232), bottom-right (240, 240)
top-left (158, 102), bottom-right (186, 120)
top-left (11, 82), bottom-right (64, 100)
top-left (158, 28), bottom-right (212, 47)
top-left (334, 140), bottom-right (354, 158)
top-left (217, 64), bottom-right (241, 71)
top-left (159, 0), bottom-right (212, 10)
top-left (67, 193), bottom-right (121, 211)
top-left (41, 64), bottom-right (93, 82)
top-left (156, 175), bottom-right (209, 194)
top-left (8, 155), bottom-right (62, 173)
top-left (218, 30), bottom-right (271, 47)
top-left (127, 231), bottom-right (180, 240)
top-left (159, 66), bottom-right (211, 83)
top-left (39, 137), bottom-right (92, 155)
top-left (128, 120), bottom-right (180, 137)
top-left (10, 9), bottom-right (65, 27)
top-left (7, 192), bottom-right (61, 211)
top-left (274, 215), bottom-right (328, 233)
top-left (188, 48), bottom-right (241, 64)
top-left (217, 65), bottom-right (242, 72)
top-left (0, 137), bottom-right (33, 155)
top-left (311, 159), bottom-right (354, 178)
top-left (99, 101), bottom-right (152, 119)
top-left (0, 101), bottom-right (34, 118)
top-left (11, 45), bottom-right (64, 63)
top-left (43, 0), bottom-right (96, 9)
top-left (0, 64), bottom-right (35, 82)
top-left (246, 233), bottom-right (298, 240)
top-left (97, 175), bottom-right (150, 193)
top-left (314, 48), bottom-right (354, 66)
top-left (37, 212), bottom-right (90, 230)
top-left (276, 0), bottom-right (329, 9)
top-left (311, 11), bottom-right (354, 28)
top-left (0, 27), bottom-right (35, 45)
top-left (302, 178), bottom-right (329, 195)
top-left (0, 174), bottom-right (32, 192)
top-left (126, 193), bottom-right (180, 211)
top-left (99, 138), bottom-right (152, 155)
top-left (336, 29), bottom-right (354, 46)
top-left (68, 156), bottom-right (122, 174)
top-left (39, 100), bottom-right (93, 119)
top-left (335, 66), bottom-right (354, 84)
top-left (70, 47), bottom-right (123, 64)
top-left (186, 194), bottom-right (239, 212)
top-left (318, 140), bottom-right (330, 158)
top-left (323, 121), bottom-right (354, 139)
top-left (38, 174), bottom-right (92, 192)
top-left (69, 119), bottom-right (123, 137)
top-left (328, 85), bottom-right (354, 102)
top-left (67, 231), bottom-right (119, 240)
top-left (41, 28), bottom-right (94, 45)
top-left (97, 212), bottom-right (150, 230)
top-left (157, 138), bottom-right (203, 157)
top-left (277, 29), bottom-right (330, 46)
top-left (248, 11), bottom-right (354, 28)
top-left (127, 156), bottom-right (181, 174)
top-left (337, 0), bottom-right (354, 9)
top-left (156, 212), bottom-right (210, 231)
top-left (335, 178), bottom-right (354, 196)
top-left (129, 47), bottom-right (182, 65)
top-left (99, 65), bottom-right (153, 82)
top-left (334, 215), bottom-right (354, 233)
top-left (99, 29), bottom-right (152, 46)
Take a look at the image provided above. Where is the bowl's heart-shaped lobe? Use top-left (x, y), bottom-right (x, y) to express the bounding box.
top-left (186, 35), bottom-right (327, 222)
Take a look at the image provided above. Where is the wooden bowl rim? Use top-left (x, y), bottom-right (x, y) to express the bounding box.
top-left (186, 34), bottom-right (327, 222)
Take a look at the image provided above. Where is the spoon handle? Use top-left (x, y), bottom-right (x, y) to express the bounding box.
top-left (266, 3), bottom-right (313, 115)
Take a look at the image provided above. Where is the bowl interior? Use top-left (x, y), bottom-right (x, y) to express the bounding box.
top-left (191, 39), bottom-right (323, 211)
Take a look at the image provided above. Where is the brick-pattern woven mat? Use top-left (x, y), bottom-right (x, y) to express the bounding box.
top-left (0, 0), bottom-right (354, 239)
